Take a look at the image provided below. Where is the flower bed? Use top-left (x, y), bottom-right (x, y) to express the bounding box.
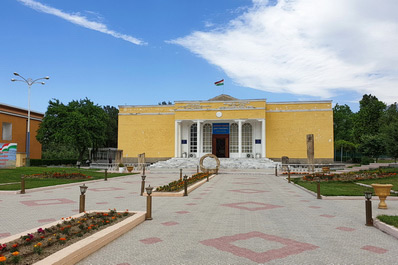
top-left (300, 171), bottom-right (398, 182)
top-left (155, 172), bottom-right (210, 192)
top-left (0, 209), bottom-right (132, 264)
top-left (25, 171), bottom-right (91, 180)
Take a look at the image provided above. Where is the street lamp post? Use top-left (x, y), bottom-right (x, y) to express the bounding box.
top-left (11, 73), bottom-right (49, 167)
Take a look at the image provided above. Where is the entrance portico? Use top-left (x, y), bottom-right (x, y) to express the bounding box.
top-left (174, 119), bottom-right (266, 159)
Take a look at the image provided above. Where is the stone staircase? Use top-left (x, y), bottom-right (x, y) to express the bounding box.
top-left (149, 157), bottom-right (278, 169)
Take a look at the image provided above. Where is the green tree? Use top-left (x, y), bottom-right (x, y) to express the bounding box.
top-left (353, 94), bottom-right (386, 143)
top-left (103, 105), bottom-right (118, 148)
top-left (37, 98), bottom-right (108, 161)
top-left (333, 104), bottom-right (354, 142)
top-left (380, 103), bottom-right (398, 162)
top-left (358, 134), bottom-right (385, 162)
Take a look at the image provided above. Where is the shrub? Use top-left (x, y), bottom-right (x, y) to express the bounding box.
top-left (30, 159), bottom-right (78, 166)
top-left (361, 156), bottom-right (374, 165)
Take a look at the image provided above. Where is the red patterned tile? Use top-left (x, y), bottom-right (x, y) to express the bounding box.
top-left (221, 202), bottom-right (283, 211)
top-left (140, 237), bottom-right (163, 244)
top-left (186, 203), bottom-right (197, 206)
top-left (20, 198), bottom-right (75, 207)
top-left (38, 218), bottom-right (56, 223)
top-left (193, 197), bottom-right (202, 200)
top-left (200, 231), bottom-right (318, 263)
top-left (115, 196), bottom-right (125, 199)
top-left (309, 206), bottom-right (321, 209)
top-left (161, 221), bottom-right (179, 226)
top-left (175, 211), bottom-right (190, 214)
top-left (336, 227), bottom-right (356, 232)
top-left (229, 189), bottom-right (269, 194)
top-left (96, 202), bottom-right (109, 205)
top-left (361, 245), bottom-right (388, 254)
top-left (117, 263), bottom-right (131, 265)
top-left (300, 200), bottom-right (310, 202)
top-left (320, 214), bottom-right (335, 218)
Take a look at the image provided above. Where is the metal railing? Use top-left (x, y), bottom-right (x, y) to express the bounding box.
top-left (89, 162), bottom-right (151, 171)
top-left (279, 164), bottom-right (344, 173)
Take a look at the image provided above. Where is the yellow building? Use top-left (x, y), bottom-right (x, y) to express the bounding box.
top-left (118, 95), bottom-right (334, 163)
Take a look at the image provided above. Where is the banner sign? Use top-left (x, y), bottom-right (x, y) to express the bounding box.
top-left (212, 123), bottom-right (229, 134)
top-left (0, 143), bottom-right (17, 168)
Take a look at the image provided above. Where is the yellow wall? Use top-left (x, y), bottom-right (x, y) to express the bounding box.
top-left (118, 109), bottom-right (175, 158)
top-left (266, 103), bottom-right (334, 160)
top-left (118, 100), bottom-right (334, 161)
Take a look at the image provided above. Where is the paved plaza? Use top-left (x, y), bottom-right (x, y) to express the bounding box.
top-left (1, 168), bottom-right (398, 265)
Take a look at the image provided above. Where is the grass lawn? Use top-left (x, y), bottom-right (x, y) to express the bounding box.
top-left (377, 215), bottom-right (398, 228)
top-left (292, 176), bottom-right (398, 196)
top-left (0, 167), bottom-right (135, 191)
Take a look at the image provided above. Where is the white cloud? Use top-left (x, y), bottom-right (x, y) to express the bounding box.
top-left (17, 0), bottom-right (146, 45)
top-left (170, 0), bottom-right (398, 104)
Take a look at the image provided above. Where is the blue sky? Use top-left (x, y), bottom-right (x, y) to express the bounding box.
top-left (1, 0), bottom-right (397, 113)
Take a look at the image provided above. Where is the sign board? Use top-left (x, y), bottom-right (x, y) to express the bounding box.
top-left (0, 143), bottom-right (17, 168)
top-left (212, 123), bottom-right (229, 134)
top-left (255, 139), bottom-right (261, 144)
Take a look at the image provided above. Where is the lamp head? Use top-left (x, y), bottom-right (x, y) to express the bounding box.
top-left (80, 184), bottom-right (88, 195)
top-left (13, 72), bottom-right (19, 76)
top-left (41, 82), bottom-right (45, 85)
top-left (146, 185), bottom-right (153, 195)
top-left (364, 191), bottom-right (372, 200)
top-left (45, 76), bottom-right (50, 80)
top-left (11, 78), bottom-right (16, 82)
top-left (141, 175), bottom-right (146, 181)
top-left (183, 175), bottom-right (188, 180)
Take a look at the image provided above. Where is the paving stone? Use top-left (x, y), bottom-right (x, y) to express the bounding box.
top-left (1, 168), bottom-right (398, 265)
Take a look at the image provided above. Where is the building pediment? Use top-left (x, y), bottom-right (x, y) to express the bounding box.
top-left (208, 94), bottom-right (238, 101)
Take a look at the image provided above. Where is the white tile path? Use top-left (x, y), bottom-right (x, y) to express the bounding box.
top-left (1, 168), bottom-right (398, 265)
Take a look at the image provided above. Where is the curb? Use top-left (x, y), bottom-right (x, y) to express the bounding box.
top-left (373, 218), bottom-right (398, 240)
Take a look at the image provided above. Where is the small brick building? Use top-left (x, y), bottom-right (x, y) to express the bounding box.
top-left (0, 103), bottom-right (44, 164)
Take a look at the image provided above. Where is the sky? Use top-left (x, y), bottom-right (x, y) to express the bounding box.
top-left (1, 0), bottom-right (397, 114)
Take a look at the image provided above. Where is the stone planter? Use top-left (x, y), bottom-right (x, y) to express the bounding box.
top-left (127, 166), bottom-right (134, 172)
top-left (119, 167), bottom-right (126, 173)
top-left (371, 184), bottom-right (393, 209)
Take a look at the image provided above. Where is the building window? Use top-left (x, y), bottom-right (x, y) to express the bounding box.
top-left (202, 123), bottom-right (212, 153)
top-left (230, 123), bottom-right (238, 153)
top-left (242, 123), bottom-right (252, 153)
top-left (2, 122), bottom-right (12, 141)
top-left (190, 124), bottom-right (197, 153)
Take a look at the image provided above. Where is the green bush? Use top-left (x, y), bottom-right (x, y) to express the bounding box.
top-left (30, 159), bottom-right (78, 166)
top-left (361, 156), bottom-right (374, 165)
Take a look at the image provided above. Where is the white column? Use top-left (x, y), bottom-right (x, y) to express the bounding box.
top-left (175, 121), bottom-right (179, 157)
top-left (196, 120), bottom-right (201, 158)
top-left (177, 121), bottom-right (182, 157)
top-left (260, 119), bottom-right (266, 158)
top-left (238, 120), bottom-right (243, 158)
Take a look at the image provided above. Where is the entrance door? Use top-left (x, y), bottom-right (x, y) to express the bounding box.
top-left (212, 134), bottom-right (229, 158)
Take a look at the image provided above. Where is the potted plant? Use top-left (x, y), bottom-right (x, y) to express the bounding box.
top-left (118, 163), bottom-right (126, 173)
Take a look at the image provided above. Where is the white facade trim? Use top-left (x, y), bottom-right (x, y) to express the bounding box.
top-left (175, 108), bottom-right (266, 112)
top-left (0, 110), bottom-right (43, 121)
top-left (266, 109), bottom-right (332, 113)
top-left (119, 112), bottom-right (175, 116)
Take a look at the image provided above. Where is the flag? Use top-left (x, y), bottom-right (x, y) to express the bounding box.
top-left (214, 79), bottom-right (224, 86)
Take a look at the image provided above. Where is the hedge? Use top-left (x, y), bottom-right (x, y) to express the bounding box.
top-left (30, 159), bottom-right (78, 166)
